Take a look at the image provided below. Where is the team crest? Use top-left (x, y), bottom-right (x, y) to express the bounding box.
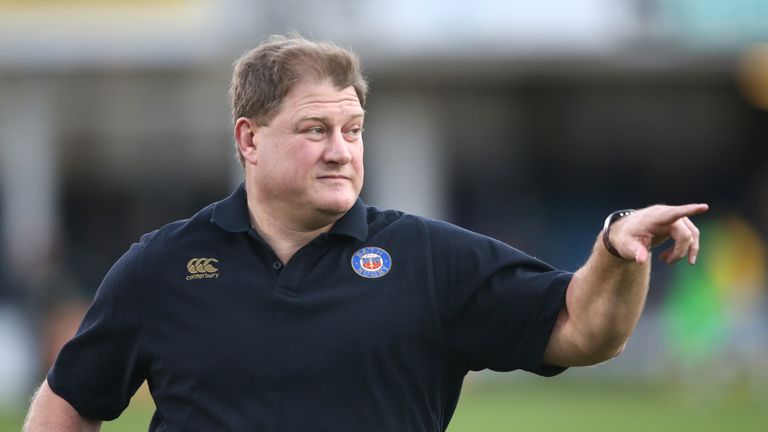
top-left (351, 247), bottom-right (392, 278)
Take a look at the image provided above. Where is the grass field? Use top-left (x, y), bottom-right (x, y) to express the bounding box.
top-left (4, 378), bottom-right (766, 431)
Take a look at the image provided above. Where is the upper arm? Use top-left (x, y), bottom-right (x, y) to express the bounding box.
top-left (425, 218), bottom-right (570, 374)
top-left (24, 380), bottom-right (102, 432)
top-left (46, 241), bottom-right (148, 420)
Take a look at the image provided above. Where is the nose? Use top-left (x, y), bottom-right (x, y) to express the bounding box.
top-left (323, 129), bottom-right (352, 164)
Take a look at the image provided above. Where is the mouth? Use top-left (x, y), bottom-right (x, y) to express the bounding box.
top-left (317, 175), bottom-right (350, 180)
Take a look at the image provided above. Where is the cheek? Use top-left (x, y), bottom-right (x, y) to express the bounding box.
top-left (280, 142), bottom-right (319, 174)
top-left (353, 143), bottom-right (364, 167)
top-left (354, 146), bottom-right (365, 186)
top-left (260, 149), bottom-right (302, 183)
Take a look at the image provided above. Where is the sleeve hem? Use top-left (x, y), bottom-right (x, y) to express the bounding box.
top-left (520, 271), bottom-right (571, 377)
top-left (46, 370), bottom-right (121, 421)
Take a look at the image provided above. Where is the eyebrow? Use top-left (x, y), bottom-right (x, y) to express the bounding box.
top-left (295, 112), bottom-right (365, 124)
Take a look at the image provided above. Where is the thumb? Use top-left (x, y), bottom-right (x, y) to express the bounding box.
top-left (630, 242), bottom-right (649, 264)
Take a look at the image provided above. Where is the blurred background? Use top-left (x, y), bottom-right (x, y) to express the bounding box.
top-left (1, 0), bottom-right (767, 430)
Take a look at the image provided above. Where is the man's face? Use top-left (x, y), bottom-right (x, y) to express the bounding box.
top-left (250, 80), bottom-right (365, 224)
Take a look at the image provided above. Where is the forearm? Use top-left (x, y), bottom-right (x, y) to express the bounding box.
top-left (545, 233), bottom-right (650, 366)
top-left (568, 233), bottom-right (651, 357)
top-left (24, 380), bottom-right (102, 432)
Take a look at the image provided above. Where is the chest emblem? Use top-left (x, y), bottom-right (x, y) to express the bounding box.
top-left (351, 247), bottom-right (392, 278)
top-left (186, 257), bottom-right (220, 280)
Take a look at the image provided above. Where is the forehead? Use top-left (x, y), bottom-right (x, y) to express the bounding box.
top-left (281, 81), bottom-right (364, 120)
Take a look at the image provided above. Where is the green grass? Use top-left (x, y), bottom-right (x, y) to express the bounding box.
top-left (5, 379), bottom-right (767, 431)
top-left (449, 378), bottom-right (768, 432)
top-left (0, 411), bottom-right (24, 432)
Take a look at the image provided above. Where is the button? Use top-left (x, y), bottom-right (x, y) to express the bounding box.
top-left (272, 261), bottom-right (283, 270)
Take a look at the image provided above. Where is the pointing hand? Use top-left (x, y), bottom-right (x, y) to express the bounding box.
top-left (605, 204), bottom-right (709, 265)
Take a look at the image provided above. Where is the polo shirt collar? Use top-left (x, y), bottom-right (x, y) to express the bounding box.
top-left (211, 183), bottom-right (369, 242)
top-left (210, 183), bottom-right (251, 233)
top-left (327, 197), bottom-right (368, 242)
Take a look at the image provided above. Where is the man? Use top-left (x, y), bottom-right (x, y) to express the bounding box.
top-left (24, 35), bottom-right (707, 431)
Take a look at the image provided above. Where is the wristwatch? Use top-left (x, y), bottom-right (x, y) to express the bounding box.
top-left (602, 209), bottom-right (635, 259)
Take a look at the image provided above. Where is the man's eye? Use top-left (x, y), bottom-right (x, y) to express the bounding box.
top-left (346, 127), bottom-right (363, 137)
top-left (308, 127), bottom-right (324, 135)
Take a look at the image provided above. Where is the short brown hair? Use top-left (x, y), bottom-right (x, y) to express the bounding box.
top-left (230, 34), bottom-right (368, 127)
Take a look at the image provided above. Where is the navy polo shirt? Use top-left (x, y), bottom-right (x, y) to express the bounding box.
top-left (48, 184), bottom-right (571, 431)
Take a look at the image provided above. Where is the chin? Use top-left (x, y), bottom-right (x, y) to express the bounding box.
top-left (315, 194), bottom-right (356, 215)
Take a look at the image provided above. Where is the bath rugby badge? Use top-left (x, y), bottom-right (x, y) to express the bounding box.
top-left (351, 247), bottom-right (392, 278)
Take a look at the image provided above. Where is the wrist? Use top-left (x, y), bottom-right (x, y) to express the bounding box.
top-left (602, 209), bottom-right (635, 260)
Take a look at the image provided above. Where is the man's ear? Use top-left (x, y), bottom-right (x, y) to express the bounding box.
top-left (234, 117), bottom-right (259, 165)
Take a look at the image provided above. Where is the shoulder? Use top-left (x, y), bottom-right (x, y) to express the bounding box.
top-left (363, 205), bottom-right (463, 232)
top-left (402, 212), bottom-right (503, 247)
top-left (363, 205), bottom-right (505, 251)
top-left (363, 205), bottom-right (436, 239)
top-left (133, 200), bottom-right (221, 262)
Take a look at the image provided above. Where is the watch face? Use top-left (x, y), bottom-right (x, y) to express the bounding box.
top-left (605, 209), bottom-right (635, 230)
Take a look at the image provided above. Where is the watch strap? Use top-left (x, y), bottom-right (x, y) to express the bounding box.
top-left (602, 209), bottom-right (636, 259)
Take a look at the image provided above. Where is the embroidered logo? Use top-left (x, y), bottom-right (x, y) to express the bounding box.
top-left (351, 247), bottom-right (392, 278)
top-left (186, 258), bottom-right (220, 280)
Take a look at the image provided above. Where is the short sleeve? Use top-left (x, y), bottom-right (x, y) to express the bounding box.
top-left (47, 241), bottom-right (147, 420)
top-left (425, 219), bottom-right (570, 375)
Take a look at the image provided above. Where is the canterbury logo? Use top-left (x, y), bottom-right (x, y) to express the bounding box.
top-left (186, 258), bottom-right (220, 280)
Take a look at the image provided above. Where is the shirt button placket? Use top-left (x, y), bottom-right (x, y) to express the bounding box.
top-left (273, 259), bottom-right (297, 296)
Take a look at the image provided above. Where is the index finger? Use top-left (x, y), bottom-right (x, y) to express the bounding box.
top-left (656, 203), bottom-right (709, 225)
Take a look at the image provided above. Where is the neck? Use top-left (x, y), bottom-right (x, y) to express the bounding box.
top-left (246, 191), bottom-right (339, 265)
